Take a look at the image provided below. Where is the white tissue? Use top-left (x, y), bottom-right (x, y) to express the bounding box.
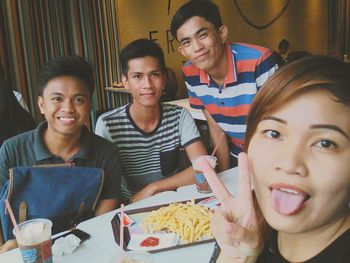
top-left (52, 234), bottom-right (81, 256)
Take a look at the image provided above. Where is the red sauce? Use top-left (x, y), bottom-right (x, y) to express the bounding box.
top-left (140, 236), bottom-right (159, 247)
top-left (123, 216), bottom-right (130, 226)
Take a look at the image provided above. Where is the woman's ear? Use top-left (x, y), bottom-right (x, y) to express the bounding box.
top-left (219, 25), bottom-right (228, 43)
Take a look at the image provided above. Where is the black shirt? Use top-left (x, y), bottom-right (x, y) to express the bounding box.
top-left (257, 228), bottom-right (350, 263)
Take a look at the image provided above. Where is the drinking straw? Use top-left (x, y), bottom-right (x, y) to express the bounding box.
top-left (211, 132), bottom-right (225, 156)
top-left (119, 204), bottom-right (125, 254)
top-left (5, 199), bottom-right (18, 228)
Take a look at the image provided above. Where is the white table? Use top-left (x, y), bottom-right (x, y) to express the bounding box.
top-left (0, 168), bottom-right (237, 263)
top-left (167, 99), bottom-right (206, 121)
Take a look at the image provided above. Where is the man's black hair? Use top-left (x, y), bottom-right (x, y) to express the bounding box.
top-left (38, 55), bottom-right (94, 96)
top-left (120, 39), bottom-right (166, 76)
top-left (170, 0), bottom-right (222, 40)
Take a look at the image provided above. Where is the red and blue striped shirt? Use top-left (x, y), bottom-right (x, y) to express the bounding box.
top-left (184, 43), bottom-right (278, 156)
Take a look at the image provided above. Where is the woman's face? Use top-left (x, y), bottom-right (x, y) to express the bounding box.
top-left (248, 89), bottom-right (350, 234)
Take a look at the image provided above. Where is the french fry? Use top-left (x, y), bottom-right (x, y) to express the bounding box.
top-left (141, 201), bottom-right (214, 243)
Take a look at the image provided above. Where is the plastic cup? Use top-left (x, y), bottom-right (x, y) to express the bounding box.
top-left (191, 155), bottom-right (217, 193)
top-left (120, 250), bottom-right (154, 263)
top-left (13, 218), bottom-right (53, 263)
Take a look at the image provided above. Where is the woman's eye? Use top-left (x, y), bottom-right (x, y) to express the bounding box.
top-left (264, 130), bottom-right (281, 139)
top-left (315, 140), bottom-right (337, 149)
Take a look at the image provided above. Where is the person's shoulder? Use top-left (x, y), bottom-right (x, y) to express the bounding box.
top-left (89, 131), bottom-right (115, 145)
top-left (162, 103), bottom-right (191, 122)
top-left (162, 103), bottom-right (185, 114)
top-left (0, 129), bottom-right (36, 161)
top-left (88, 131), bottom-right (118, 151)
top-left (231, 42), bottom-right (272, 58)
top-left (2, 129), bottom-right (35, 148)
top-left (182, 61), bottom-right (200, 77)
top-left (98, 105), bottom-right (128, 122)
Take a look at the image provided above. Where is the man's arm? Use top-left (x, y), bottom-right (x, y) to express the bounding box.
top-left (255, 50), bottom-right (278, 90)
top-left (130, 140), bottom-right (207, 203)
top-left (95, 199), bottom-right (118, 216)
top-left (0, 240), bottom-right (17, 254)
top-left (203, 110), bottom-right (230, 172)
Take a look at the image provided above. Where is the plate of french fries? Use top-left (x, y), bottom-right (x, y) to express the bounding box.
top-left (141, 200), bottom-right (213, 244)
top-left (111, 199), bottom-right (216, 253)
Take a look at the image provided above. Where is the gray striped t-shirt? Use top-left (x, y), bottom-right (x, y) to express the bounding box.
top-left (95, 103), bottom-right (201, 199)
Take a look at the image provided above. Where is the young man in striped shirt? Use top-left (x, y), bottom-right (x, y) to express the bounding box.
top-left (171, 0), bottom-right (278, 171)
top-left (95, 39), bottom-right (207, 203)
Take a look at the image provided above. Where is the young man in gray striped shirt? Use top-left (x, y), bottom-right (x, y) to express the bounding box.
top-left (95, 39), bottom-right (207, 203)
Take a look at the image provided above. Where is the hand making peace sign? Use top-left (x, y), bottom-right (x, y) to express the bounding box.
top-left (198, 152), bottom-right (263, 262)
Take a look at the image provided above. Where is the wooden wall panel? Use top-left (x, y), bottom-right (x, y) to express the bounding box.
top-left (0, 0), bottom-right (123, 129)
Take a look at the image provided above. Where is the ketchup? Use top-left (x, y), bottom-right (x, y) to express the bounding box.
top-left (123, 216), bottom-right (129, 226)
top-left (140, 236), bottom-right (159, 247)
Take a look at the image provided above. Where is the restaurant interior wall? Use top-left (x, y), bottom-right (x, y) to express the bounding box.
top-left (0, 0), bottom-right (123, 128)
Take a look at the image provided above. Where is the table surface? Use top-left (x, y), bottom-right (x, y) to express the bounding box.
top-left (0, 168), bottom-right (238, 263)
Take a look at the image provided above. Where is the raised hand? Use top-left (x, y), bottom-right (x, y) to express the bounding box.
top-left (198, 153), bottom-right (262, 261)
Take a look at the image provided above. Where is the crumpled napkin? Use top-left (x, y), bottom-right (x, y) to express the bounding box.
top-left (52, 234), bottom-right (81, 256)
